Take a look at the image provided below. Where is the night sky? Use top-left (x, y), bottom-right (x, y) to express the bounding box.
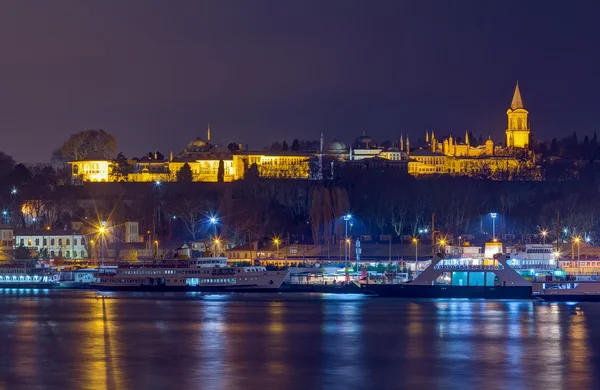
top-left (1, 0), bottom-right (599, 163)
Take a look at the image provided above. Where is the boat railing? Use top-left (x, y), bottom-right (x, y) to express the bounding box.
top-left (508, 263), bottom-right (556, 270)
top-left (433, 264), bottom-right (504, 271)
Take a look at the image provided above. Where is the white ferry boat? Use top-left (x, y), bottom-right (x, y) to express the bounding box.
top-left (532, 275), bottom-right (600, 302)
top-left (91, 257), bottom-right (289, 292)
top-left (503, 244), bottom-right (558, 278)
top-left (0, 264), bottom-right (60, 288)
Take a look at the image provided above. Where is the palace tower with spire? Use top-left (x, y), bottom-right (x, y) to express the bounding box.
top-left (505, 82), bottom-right (530, 148)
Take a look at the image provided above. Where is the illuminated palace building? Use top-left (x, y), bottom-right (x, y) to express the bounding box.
top-left (69, 83), bottom-right (537, 183)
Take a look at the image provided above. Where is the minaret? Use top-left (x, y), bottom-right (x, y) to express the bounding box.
top-left (207, 124), bottom-right (211, 142)
top-left (465, 130), bottom-right (470, 146)
top-left (431, 130), bottom-right (436, 152)
top-left (425, 130), bottom-right (429, 143)
top-left (400, 133), bottom-right (404, 151)
top-left (406, 137), bottom-right (410, 156)
top-left (169, 150), bottom-right (173, 162)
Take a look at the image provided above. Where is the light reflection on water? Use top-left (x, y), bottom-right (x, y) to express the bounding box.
top-left (0, 291), bottom-right (598, 390)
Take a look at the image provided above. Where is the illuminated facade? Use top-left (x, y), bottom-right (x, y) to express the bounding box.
top-left (68, 83), bottom-right (537, 183)
top-left (68, 151), bottom-right (112, 182)
top-left (505, 82), bottom-right (530, 148)
top-left (408, 82), bottom-right (535, 177)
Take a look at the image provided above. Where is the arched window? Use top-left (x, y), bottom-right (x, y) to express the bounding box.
top-left (72, 250), bottom-right (78, 258)
top-left (50, 239), bottom-right (55, 246)
top-left (58, 238), bottom-right (63, 245)
top-left (65, 251), bottom-right (70, 258)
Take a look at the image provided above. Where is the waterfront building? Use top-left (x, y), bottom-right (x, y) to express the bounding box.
top-left (14, 230), bottom-right (89, 260)
top-left (0, 225), bottom-right (14, 249)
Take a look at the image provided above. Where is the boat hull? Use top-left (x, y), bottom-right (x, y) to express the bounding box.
top-left (0, 283), bottom-right (59, 289)
top-left (364, 284), bottom-right (533, 299)
top-left (92, 284), bottom-right (281, 293)
top-left (534, 294), bottom-right (600, 302)
top-left (280, 283), bottom-right (367, 294)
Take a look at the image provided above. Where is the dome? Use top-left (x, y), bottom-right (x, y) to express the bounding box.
top-left (326, 140), bottom-right (347, 152)
top-left (187, 137), bottom-right (207, 149)
top-left (353, 135), bottom-right (377, 149)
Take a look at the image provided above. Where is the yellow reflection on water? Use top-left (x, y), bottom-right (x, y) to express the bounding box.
top-left (566, 309), bottom-right (591, 389)
top-left (82, 296), bottom-right (123, 390)
top-left (266, 301), bottom-right (286, 376)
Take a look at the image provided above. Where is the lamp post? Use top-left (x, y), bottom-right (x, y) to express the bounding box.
top-left (574, 236), bottom-right (581, 272)
top-left (273, 238), bottom-right (280, 259)
top-left (343, 214), bottom-right (352, 284)
top-left (99, 221), bottom-right (107, 268)
top-left (412, 237), bottom-right (418, 276)
top-left (439, 238), bottom-right (446, 254)
top-left (490, 213), bottom-right (497, 240)
top-left (209, 216), bottom-right (218, 255)
top-left (541, 230), bottom-right (548, 262)
top-left (214, 238), bottom-right (220, 257)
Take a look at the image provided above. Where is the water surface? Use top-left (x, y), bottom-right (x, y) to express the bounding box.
top-left (0, 290), bottom-right (598, 390)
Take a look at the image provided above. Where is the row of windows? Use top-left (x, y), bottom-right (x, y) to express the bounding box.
top-left (120, 269), bottom-right (212, 275)
top-left (19, 238), bottom-right (83, 247)
top-left (562, 261), bottom-right (600, 267)
top-left (200, 278), bottom-right (236, 284)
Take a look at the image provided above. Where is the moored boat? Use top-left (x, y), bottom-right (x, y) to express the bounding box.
top-left (90, 257), bottom-right (289, 292)
top-left (0, 264), bottom-right (60, 288)
top-left (533, 276), bottom-right (600, 302)
top-left (365, 250), bottom-right (532, 299)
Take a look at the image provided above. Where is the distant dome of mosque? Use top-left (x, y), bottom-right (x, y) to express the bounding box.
top-left (326, 140), bottom-right (347, 152)
top-left (353, 135), bottom-right (377, 149)
top-left (187, 137), bottom-right (207, 149)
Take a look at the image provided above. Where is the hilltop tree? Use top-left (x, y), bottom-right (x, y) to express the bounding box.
top-left (291, 139), bottom-right (300, 151)
top-left (56, 129), bottom-right (117, 163)
top-left (109, 152), bottom-right (130, 182)
top-left (0, 151), bottom-right (15, 179)
top-left (177, 163), bottom-right (193, 183)
top-left (282, 141), bottom-right (289, 151)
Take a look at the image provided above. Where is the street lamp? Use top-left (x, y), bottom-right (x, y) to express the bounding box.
top-left (490, 213), bottom-right (497, 240)
top-left (438, 238), bottom-right (446, 253)
top-left (11, 188), bottom-right (17, 195)
top-left (214, 238), bottom-right (220, 257)
top-left (99, 221), bottom-right (107, 267)
top-left (412, 237), bottom-right (418, 275)
top-left (273, 238), bottom-right (280, 258)
top-left (343, 213), bottom-right (352, 284)
top-left (574, 236), bottom-right (581, 271)
top-left (541, 230), bottom-right (548, 262)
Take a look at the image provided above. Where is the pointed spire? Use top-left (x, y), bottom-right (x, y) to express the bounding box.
top-left (465, 130), bottom-right (470, 145)
top-left (425, 130), bottom-right (429, 143)
top-left (169, 150), bottom-right (173, 162)
top-left (406, 137), bottom-right (410, 156)
top-left (510, 81), bottom-right (524, 110)
top-left (207, 123), bottom-right (211, 142)
top-left (431, 129), bottom-right (435, 141)
top-left (400, 133), bottom-right (404, 151)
